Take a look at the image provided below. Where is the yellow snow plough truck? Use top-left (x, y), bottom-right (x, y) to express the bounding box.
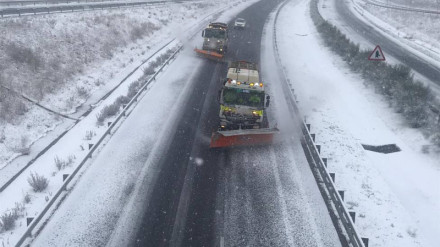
top-left (194, 22), bottom-right (228, 61)
top-left (210, 61), bottom-right (279, 148)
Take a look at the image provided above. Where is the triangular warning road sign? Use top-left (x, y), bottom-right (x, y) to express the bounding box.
top-left (368, 45), bottom-right (385, 61)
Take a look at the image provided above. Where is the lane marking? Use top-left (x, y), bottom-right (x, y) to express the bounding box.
top-left (268, 147), bottom-right (296, 247)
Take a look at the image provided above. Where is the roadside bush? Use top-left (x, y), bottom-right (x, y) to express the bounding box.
top-left (116, 95), bottom-right (130, 105)
top-left (430, 132), bottom-right (440, 148)
top-left (142, 66), bottom-right (155, 76)
top-left (27, 172), bottom-right (49, 192)
top-left (24, 193), bottom-right (31, 204)
top-left (96, 102), bottom-right (121, 125)
top-left (94, 46), bottom-right (175, 126)
top-left (16, 135), bottom-right (30, 155)
top-left (130, 26), bottom-right (145, 41)
top-left (5, 43), bottom-right (43, 71)
top-left (127, 81), bottom-right (141, 99)
top-left (84, 130), bottom-right (96, 140)
top-left (0, 212), bottom-right (17, 231)
top-left (76, 86), bottom-right (90, 99)
top-left (54, 156), bottom-right (65, 171)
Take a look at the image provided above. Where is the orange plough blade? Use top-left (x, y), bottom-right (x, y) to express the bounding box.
top-left (210, 128), bottom-right (279, 148)
top-left (194, 48), bottom-right (224, 60)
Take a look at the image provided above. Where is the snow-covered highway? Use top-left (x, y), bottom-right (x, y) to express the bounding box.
top-left (2, 0), bottom-right (438, 246)
top-left (29, 0), bottom-right (343, 246)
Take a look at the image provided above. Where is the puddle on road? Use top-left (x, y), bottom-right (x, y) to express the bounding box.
top-left (362, 144), bottom-right (401, 154)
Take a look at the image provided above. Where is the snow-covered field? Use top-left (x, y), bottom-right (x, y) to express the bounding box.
top-left (0, 0), bottom-right (215, 171)
top-left (0, 0), bottom-right (251, 245)
top-left (276, 0), bottom-right (440, 246)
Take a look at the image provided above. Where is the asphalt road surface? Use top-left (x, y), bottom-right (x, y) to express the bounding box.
top-left (132, 0), bottom-right (341, 247)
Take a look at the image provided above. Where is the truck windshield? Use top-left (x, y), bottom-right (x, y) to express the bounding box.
top-left (223, 88), bottom-right (264, 108)
top-left (204, 29), bottom-right (226, 39)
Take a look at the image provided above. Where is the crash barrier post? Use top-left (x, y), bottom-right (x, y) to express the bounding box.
top-left (272, 0), bottom-right (367, 246)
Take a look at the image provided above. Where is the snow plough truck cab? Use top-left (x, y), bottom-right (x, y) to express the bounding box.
top-left (194, 22), bottom-right (228, 61)
top-left (210, 61), bottom-right (279, 148)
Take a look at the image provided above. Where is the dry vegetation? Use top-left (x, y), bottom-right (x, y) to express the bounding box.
top-left (312, 0), bottom-right (440, 148)
top-left (0, 12), bottom-right (159, 123)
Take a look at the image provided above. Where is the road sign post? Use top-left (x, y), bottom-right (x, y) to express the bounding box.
top-left (368, 45), bottom-right (386, 61)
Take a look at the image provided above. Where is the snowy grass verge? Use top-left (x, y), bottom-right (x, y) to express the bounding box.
top-left (0, 0), bottom-right (218, 169)
top-left (312, 0), bottom-right (440, 149)
top-left (95, 49), bottom-right (175, 126)
top-left (270, 2), bottom-right (364, 246)
top-left (0, 0), bottom-right (252, 243)
top-left (5, 44), bottom-right (182, 247)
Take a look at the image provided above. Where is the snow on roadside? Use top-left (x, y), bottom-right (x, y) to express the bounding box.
top-left (322, 0), bottom-right (440, 94)
top-left (260, 3), bottom-right (342, 246)
top-left (276, 0), bottom-right (439, 246)
top-left (0, 0), bottom-right (253, 245)
top-left (355, 0), bottom-right (440, 68)
top-left (0, 1), bottom-right (241, 193)
top-left (28, 1), bottom-right (259, 246)
top-left (0, 1), bottom-right (221, 174)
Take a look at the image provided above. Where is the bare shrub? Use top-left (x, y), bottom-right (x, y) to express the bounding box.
top-left (54, 155), bottom-right (76, 170)
top-left (127, 81), bottom-right (141, 99)
top-left (27, 172), bottom-right (49, 192)
top-left (16, 135), bottom-right (30, 155)
top-left (54, 156), bottom-right (65, 171)
top-left (13, 202), bottom-right (25, 218)
top-left (76, 86), bottom-right (90, 99)
top-left (94, 79), bottom-right (104, 86)
top-left (66, 155), bottom-right (76, 166)
top-left (15, 101), bottom-right (28, 116)
top-left (96, 113), bottom-right (105, 126)
top-left (5, 43), bottom-right (44, 71)
top-left (23, 193), bottom-right (31, 204)
top-left (130, 26), bottom-right (144, 41)
top-left (65, 96), bottom-right (76, 110)
top-left (0, 130), bottom-right (5, 144)
top-left (160, 19), bottom-right (170, 26)
top-left (407, 228), bottom-right (417, 238)
top-left (431, 133), bottom-right (440, 148)
top-left (130, 22), bottom-right (158, 42)
top-left (0, 212), bottom-right (18, 231)
top-left (84, 130), bottom-right (96, 140)
top-left (142, 66), bottom-right (155, 76)
top-left (96, 102), bottom-right (121, 125)
top-left (116, 95), bottom-right (130, 105)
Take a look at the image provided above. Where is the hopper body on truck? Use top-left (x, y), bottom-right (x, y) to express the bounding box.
top-left (210, 61), bottom-right (278, 148)
top-left (194, 22), bottom-right (228, 61)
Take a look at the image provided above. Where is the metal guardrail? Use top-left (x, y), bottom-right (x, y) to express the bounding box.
top-left (0, 38), bottom-right (176, 193)
top-left (0, 0), bottom-right (119, 7)
top-left (364, 0), bottom-right (440, 15)
top-left (0, 0), bottom-right (188, 17)
top-left (15, 44), bottom-right (183, 247)
top-left (272, 1), bottom-right (365, 246)
top-left (301, 126), bottom-right (365, 247)
top-left (13, 1), bottom-right (234, 243)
